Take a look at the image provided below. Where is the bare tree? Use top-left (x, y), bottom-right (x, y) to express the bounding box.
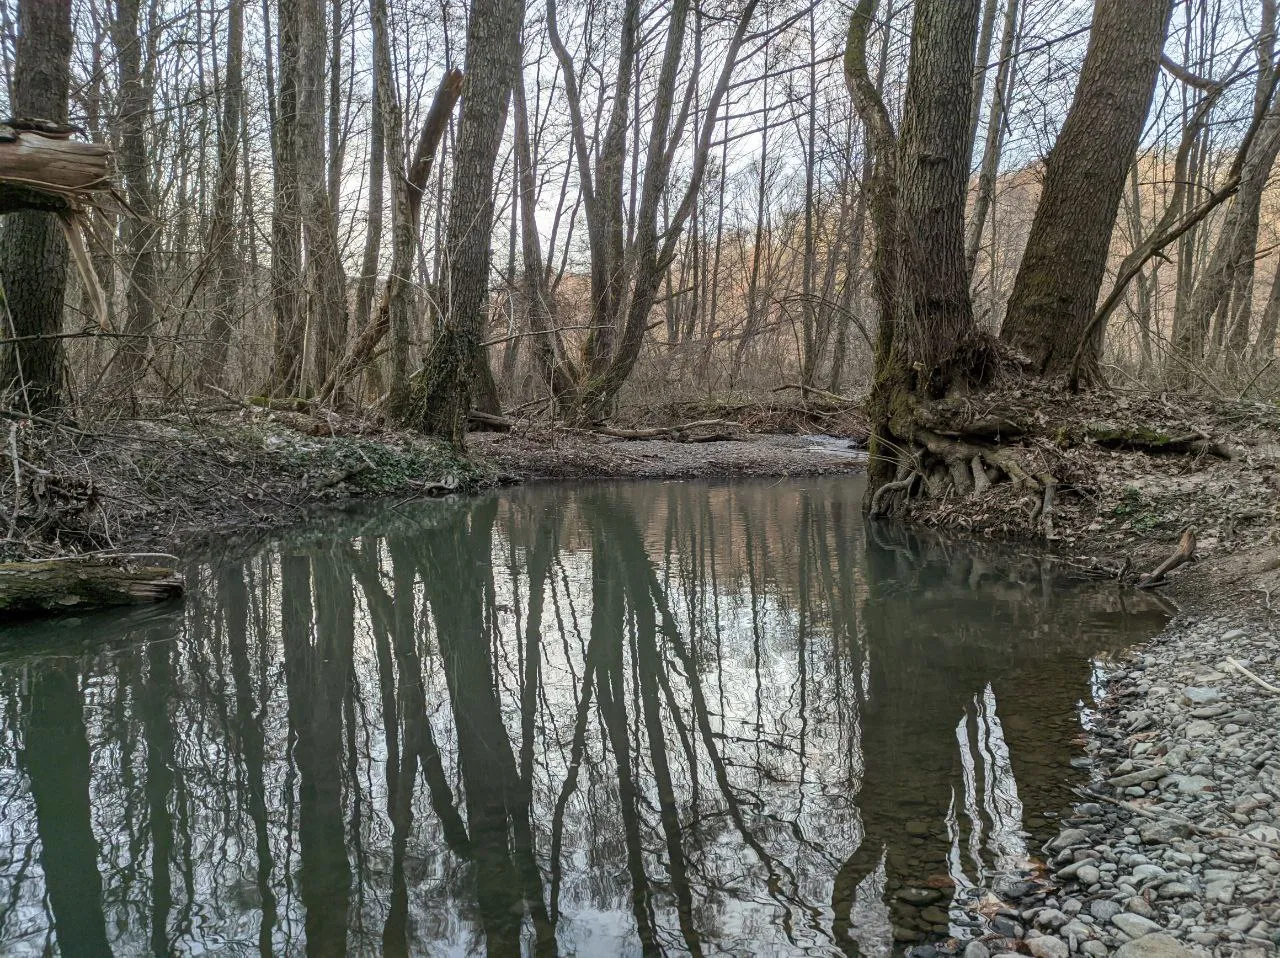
top-left (394, 0), bottom-right (525, 439)
top-left (199, 0), bottom-right (245, 390)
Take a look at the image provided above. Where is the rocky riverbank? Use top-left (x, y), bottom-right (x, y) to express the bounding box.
top-left (925, 606), bottom-right (1280, 958)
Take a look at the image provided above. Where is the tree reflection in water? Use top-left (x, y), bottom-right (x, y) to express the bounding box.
top-left (0, 477), bottom-right (1167, 956)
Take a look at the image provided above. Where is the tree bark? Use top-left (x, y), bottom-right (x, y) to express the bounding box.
top-left (0, 0), bottom-right (73, 412)
top-left (298, 0), bottom-right (349, 390)
top-left (999, 0), bottom-right (1173, 379)
top-left (847, 0), bottom-right (983, 496)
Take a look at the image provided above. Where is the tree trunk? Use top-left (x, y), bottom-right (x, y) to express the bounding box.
top-left (964, 0), bottom-right (1019, 277)
top-left (199, 0), bottom-right (245, 391)
top-left (112, 0), bottom-right (161, 393)
top-left (0, 0), bottom-right (73, 412)
top-left (1176, 92), bottom-right (1280, 371)
top-left (966, 0), bottom-right (1001, 164)
top-left (352, 63), bottom-right (384, 360)
top-left (397, 0), bottom-right (524, 440)
top-left (847, 0), bottom-right (984, 498)
top-left (999, 0), bottom-right (1173, 379)
top-left (269, 0), bottom-right (306, 395)
top-left (298, 0), bottom-right (349, 391)
top-left (513, 69), bottom-right (576, 402)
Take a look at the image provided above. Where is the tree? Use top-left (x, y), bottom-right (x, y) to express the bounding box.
top-left (537, 0), bottom-right (759, 423)
top-left (111, 0), bottom-right (160, 392)
top-left (999, 0), bottom-right (1174, 379)
top-left (297, 0), bottom-right (349, 388)
top-left (846, 0), bottom-right (984, 494)
top-left (394, 0), bottom-right (525, 440)
top-left (1173, 3), bottom-right (1280, 369)
top-left (199, 0), bottom-right (246, 390)
top-left (269, 0), bottom-right (306, 395)
top-left (0, 0), bottom-right (73, 412)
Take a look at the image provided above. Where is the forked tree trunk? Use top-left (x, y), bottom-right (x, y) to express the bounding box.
top-left (397, 0), bottom-right (524, 440)
top-left (999, 0), bottom-right (1173, 379)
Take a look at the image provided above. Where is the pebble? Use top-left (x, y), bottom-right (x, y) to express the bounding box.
top-left (962, 942), bottom-right (990, 958)
top-left (1180, 687), bottom-right (1221, 707)
top-left (1227, 912), bottom-right (1257, 933)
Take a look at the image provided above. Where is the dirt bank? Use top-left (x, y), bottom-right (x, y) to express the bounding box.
top-left (0, 405), bottom-right (867, 560)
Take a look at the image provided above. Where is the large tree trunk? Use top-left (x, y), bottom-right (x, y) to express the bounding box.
top-left (397, 0), bottom-right (524, 440)
top-left (999, 0), bottom-right (1173, 379)
top-left (0, 0), bottom-right (73, 412)
top-left (848, 0), bottom-right (986, 498)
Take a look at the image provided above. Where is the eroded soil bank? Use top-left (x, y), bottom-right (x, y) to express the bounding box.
top-left (2, 386), bottom-right (1278, 957)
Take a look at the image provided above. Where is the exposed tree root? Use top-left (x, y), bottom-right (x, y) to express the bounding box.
top-left (869, 407), bottom-right (1063, 537)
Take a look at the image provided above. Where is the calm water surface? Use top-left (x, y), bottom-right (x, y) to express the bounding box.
top-left (0, 477), bottom-right (1167, 957)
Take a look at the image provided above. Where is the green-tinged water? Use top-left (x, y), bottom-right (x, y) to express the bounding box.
top-left (0, 477), bottom-right (1167, 957)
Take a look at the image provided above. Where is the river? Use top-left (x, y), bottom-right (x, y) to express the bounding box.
top-left (0, 476), bottom-right (1168, 956)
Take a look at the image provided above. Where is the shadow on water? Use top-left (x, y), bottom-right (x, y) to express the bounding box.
top-left (0, 477), bottom-right (1168, 956)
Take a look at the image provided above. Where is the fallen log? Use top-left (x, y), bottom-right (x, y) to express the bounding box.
top-left (593, 419), bottom-right (734, 440)
top-left (0, 558), bottom-right (184, 618)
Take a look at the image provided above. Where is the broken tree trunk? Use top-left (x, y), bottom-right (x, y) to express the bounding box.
top-left (0, 124), bottom-right (112, 212)
top-left (0, 122), bottom-right (115, 329)
top-left (0, 558), bottom-right (184, 618)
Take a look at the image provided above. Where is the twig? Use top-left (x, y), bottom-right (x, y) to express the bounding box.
top-left (1227, 656), bottom-right (1280, 695)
